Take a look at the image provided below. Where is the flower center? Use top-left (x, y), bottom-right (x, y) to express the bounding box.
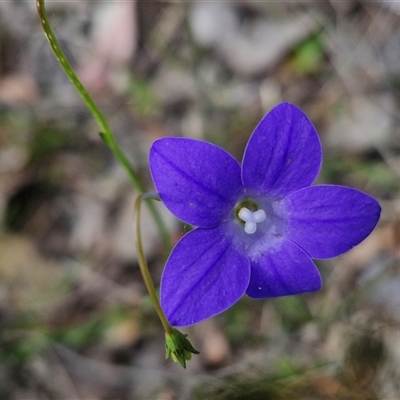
top-left (238, 207), bottom-right (266, 234)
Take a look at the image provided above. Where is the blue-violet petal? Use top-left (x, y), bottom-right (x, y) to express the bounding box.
top-left (278, 185), bottom-right (381, 259)
top-left (246, 235), bottom-right (322, 298)
top-left (160, 227), bottom-right (250, 327)
top-left (242, 103), bottom-right (322, 198)
top-left (150, 138), bottom-right (243, 227)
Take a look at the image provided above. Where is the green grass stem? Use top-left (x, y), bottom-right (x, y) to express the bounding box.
top-left (36, 0), bottom-right (171, 252)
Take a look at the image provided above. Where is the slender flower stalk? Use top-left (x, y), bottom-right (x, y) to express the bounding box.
top-left (133, 194), bottom-right (173, 335)
top-left (134, 194), bottom-right (199, 368)
top-left (36, 0), bottom-right (171, 252)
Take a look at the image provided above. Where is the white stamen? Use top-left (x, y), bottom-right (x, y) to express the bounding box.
top-left (253, 209), bottom-right (266, 223)
top-left (238, 207), bottom-right (266, 234)
top-left (238, 207), bottom-right (252, 221)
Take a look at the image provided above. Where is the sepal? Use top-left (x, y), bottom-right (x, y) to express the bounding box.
top-left (165, 328), bottom-right (200, 368)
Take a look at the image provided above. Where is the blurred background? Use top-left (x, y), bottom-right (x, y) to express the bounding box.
top-left (0, 1), bottom-right (399, 399)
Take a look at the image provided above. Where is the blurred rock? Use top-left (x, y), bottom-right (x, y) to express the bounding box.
top-left (153, 66), bottom-right (197, 107)
top-left (328, 0), bottom-right (358, 14)
top-left (220, 14), bottom-right (319, 78)
top-left (377, 24), bottom-right (400, 78)
top-left (358, 258), bottom-right (400, 322)
top-left (103, 318), bottom-right (141, 351)
top-left (324, 225), bottom-right (391, 311)
top-left (0, 1), bottom-right (36, 37)
top-left (324, 21), bottom-right (382, 91)
top-left (381, 328), bottom-right (400, 396)
top-left (0, 74), bottom-right (39, 106)
top-left (69, 192), bottom-right (107, 255)
top-left (259, 79), bottom-right (283, 111)
top-left (196, 319), bottom-right (231, 367)
top-left (181, 107), bottom-right (204, 139)
top-left (189, 2), bottom-right (319, 77)
top-left (188, 2), bottom-right (237, 48)
top-left (0, 234), bottom-right (59, 311)
top-left (0, 147), bottom-right (29, 175)
top-left (379, 0), bottom-right (400, 15)
top-left (212, 81), bottom-right (259, 110)
top-left (79, 1), bottom-right (138, 95)
top-left (325, 95), bottom-right (395, 153)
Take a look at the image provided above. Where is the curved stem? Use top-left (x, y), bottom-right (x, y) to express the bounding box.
top-left (36, 0), bottom-right (171, 252)
top-left (134, 194), bottom-right (173, 335)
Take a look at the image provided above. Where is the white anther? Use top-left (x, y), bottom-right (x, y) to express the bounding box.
top-left (238, 207), bottom-right (266, 234)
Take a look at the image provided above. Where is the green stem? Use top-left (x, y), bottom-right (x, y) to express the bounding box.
top-left (134, 194), bottom-right (173, 335)
top-left (36, 0), bottom-right (171, 252)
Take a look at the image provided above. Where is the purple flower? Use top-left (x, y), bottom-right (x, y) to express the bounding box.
top-left (149, 103), bottom-right (381, 327)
